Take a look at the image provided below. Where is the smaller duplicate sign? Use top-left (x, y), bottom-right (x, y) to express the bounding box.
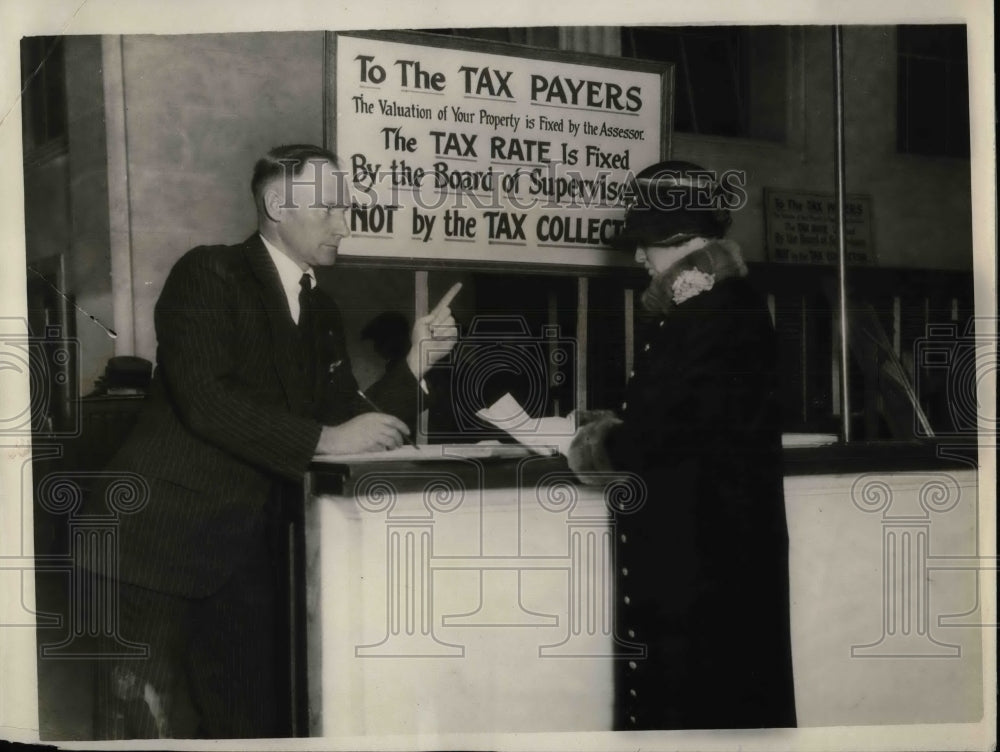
top-left (765, 189), bottom-right (874, 266)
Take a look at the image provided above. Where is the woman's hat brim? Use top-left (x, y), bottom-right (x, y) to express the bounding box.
top-left (609, 206), bottom-right (701, 252)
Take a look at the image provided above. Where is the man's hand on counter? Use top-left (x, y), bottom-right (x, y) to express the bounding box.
top-left (315, 413), bottom-right (411, 456)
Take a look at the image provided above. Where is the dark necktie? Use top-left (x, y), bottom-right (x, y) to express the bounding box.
top-left (298, 274), bottom-right (318, 382)
top-left (298, 273), bottom-right (315, 335)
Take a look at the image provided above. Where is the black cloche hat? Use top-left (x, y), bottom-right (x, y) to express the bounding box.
top-left (612, 160), bottom-right (732, 252)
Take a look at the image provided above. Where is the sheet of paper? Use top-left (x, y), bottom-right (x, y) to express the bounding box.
top-left (314, 443), bottom-right (442, 464)
top-left (313, 441), bottom-right (540, 464)
top-left (476, 393), bottom-right (576, 456)
top-left (781, 433), bottom-right (839, 448)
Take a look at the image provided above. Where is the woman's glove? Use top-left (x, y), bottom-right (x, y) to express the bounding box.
top-left (567, 415), bottom-right (622, 484)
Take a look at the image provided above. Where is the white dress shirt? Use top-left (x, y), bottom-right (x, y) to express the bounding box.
top-left (258, 233), bottom-right (427, 393)
top-left (260, 233), bottom-right (315, 325)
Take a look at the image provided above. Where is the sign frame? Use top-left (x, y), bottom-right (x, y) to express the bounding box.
top-left (324, 30), bottom-right (673, 274)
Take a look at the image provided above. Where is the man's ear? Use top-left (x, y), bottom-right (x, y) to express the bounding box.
top-left (261, 186), bottom-right (282, 224)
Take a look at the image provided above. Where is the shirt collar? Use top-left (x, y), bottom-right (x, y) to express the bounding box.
top-left (259, 233), bottom-right (316, 323)
top-left (260, 233), bottom-right (315, 285)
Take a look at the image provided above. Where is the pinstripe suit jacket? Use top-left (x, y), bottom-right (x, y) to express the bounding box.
top-left (94, 234), bottom-right (419, 597)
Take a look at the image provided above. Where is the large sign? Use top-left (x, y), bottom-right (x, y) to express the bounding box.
top-left (764, 188), bottom-right (875, 266)
top-left (332, 32), bottom-right (671, 268)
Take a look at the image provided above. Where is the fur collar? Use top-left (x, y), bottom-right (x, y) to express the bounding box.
top-left (640, 238), bottom-right (748, 314)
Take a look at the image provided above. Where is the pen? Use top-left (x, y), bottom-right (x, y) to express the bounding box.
top-left (356, 389), bottom-right (419, 447)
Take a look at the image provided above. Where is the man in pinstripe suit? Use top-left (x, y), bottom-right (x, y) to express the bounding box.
top-left (88, 145), bottom-right (456, 738)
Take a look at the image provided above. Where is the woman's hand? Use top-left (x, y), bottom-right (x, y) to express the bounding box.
top-left (567, 415), bottom-right (623, 483)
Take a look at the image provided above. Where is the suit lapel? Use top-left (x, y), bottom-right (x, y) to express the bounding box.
top-left (242, 234), bottom-right (307, 411)
top-left (312, 290), bottom-right (346, 374)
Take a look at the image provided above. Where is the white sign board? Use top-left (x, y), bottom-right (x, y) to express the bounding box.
top-left (333, 32), bottom-right (671, 268)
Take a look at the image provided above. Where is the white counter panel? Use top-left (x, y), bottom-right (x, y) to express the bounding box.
top-left (306, 462), bottom-right (984, 734)
top-left (306, 468), bottom-right (617, 735)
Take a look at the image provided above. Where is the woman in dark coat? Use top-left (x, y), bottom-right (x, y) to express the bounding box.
top-left (568, 161), bottom-right (797, 731)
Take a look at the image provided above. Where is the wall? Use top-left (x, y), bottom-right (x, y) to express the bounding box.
top-left (22, 38), bottom-right (111, 394)
top-left (22, 153), bottom-right (70, 265)
top-left (115, 32), bottom-right (326, 359)
top-left (675, 26), bottom-right (973, 271)
top-left (64, 36), bottom-right (115, 394)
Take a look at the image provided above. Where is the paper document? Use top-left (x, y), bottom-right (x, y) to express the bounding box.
top-left (314, 443), bottom-right (444, 464)
top-left (476, 393), bottom-right (576, 456)
top-left (314, 441), bottom-right (539, 464)
top-left (781, 433), bottom-right (838, 448)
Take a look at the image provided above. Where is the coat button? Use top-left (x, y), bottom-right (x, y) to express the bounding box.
top-left (623, 595), bottom-right (631, 605)
top-left (628, 370), bottom-right (635, 378)
top-left (619, 533), bottom-right (627, 543)
top-left (627, 629), bottom-right (636, 638)
top-left (621, 567), bottom-right (629, 576)
top-left (628, 661), bottom-right (637, 670)
top-left (620, 401), bottom-right (628, 411)
top-left (658, 320), bottom-right (665, 327)
top-left (643, 343), bottom-right (651, 352)
top-left (629, 688), bottom-right (637, 697)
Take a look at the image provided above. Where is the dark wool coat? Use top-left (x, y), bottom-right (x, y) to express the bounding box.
top-left (570, 249), bottom-right (797, 730)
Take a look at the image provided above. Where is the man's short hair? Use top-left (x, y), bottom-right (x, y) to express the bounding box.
top-left (250, 144), bottom-right (341, 204)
